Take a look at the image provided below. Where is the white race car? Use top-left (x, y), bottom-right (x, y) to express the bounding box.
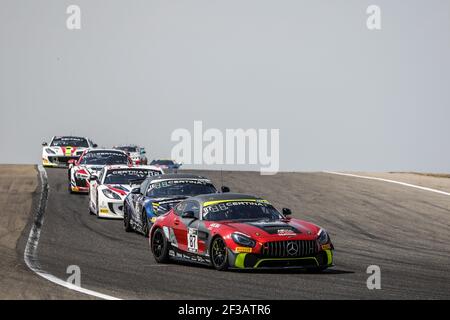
top-left (42, 136), bottom-right (97, 167)
top-left (68, 149), bottom-right (131, 193)
top-left (88, 165), bottom-right (163, 218)
top-left (113, 145), bottom-right (148, 165)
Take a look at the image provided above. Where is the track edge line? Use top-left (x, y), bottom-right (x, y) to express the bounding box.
top-left (323, 171), bottom-right (450, 196)
top-left (23, 165), bottom-right (122, 300)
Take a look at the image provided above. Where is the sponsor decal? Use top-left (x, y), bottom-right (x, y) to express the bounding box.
top-left (207, 223), bottom-right (221, 230)
top-left (321, 243), bottom-right (332, 250)
top-left (235, 247), bottom-right (252, 253)
top-left (277, 229), bottom-right (297, 236)
top-left (203, 199), bottom-right (270, 215)
top-left (100, 208), bottom-right (109, 213)
top-left (148, 179), bottom-right (211, 191)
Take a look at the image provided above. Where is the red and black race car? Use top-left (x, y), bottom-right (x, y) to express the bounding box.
top-left (149, 193), bottom-right (334, 271)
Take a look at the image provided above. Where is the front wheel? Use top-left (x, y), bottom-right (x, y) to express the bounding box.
top-left (151, 228), bottom-right (170, 263)
top-left (211, 237), bottom-right (229, 271)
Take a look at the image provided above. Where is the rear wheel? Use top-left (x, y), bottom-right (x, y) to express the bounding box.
top-left (211, 237), bottom-right (229, 271)
top-left (151, 228), bottom-right (170, 263)
top-left (123, 205), bottom-right (133, 232)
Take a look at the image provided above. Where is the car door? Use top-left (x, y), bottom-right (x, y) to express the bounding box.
top-left (172, 200), bottom-right (201, 253)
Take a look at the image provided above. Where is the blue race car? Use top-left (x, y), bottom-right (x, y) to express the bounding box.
top-left (150, 159), bottom-right (182, 173)
top-left (123, 173), bottom-right (229, 236)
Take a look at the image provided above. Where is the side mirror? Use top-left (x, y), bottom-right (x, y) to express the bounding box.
top-left (42, 142), bottom-right (48, 146)
top-left (68, 159), bottom-right (76, 165)
top-left (282, 208), bottom-right (292, 216)
top-left (182, 211), bottom-right (196, 219)
top-left (221, 186), bottom-right (230, 193)
top-left (131, 187), bottom-right (141, 195)
top-left (89, 175), bottom-right (98, 182)
top-left (92, 143), bottom-right (98, 148)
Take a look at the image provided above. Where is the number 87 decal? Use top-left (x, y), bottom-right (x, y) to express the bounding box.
top-left (187, 228), bottom-right (198, 253)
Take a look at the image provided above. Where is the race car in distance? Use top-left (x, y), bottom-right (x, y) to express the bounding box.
top-left (88, 165), bottom-right (163, 218)
top-left (123, 174), bottom-right (229, 237)
top-left (42, 136), bottom-right (97, 167)
top-left (150, 159), bottom-right (182, 173)
top-left (150, 193), bottom-right (334, 271)
top-left (68, 149), bottom-right (131, 193)
top-left (113, 145), bottom-right (148, 165)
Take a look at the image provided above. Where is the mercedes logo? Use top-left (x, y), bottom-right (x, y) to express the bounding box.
top-left (286, 241), bottom-right (299, 256)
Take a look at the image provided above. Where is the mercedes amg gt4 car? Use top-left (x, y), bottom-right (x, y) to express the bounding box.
top-left (150, 193), bottom-right (334, 271)
top-left (68, 149), bottom-right (131, 193)
top-left (42, 136), bottom-right (97, 167)
top-left (123, 174), bottom-right (229, 237)
top-left (88, 165), bottom-right (163, 218)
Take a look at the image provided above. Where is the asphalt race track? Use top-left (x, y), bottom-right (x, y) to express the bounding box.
top-left (27, 168), bottom-right (450, 299)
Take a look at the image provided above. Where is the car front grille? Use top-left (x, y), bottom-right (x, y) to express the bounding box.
top-left (261, 240), bottom-right (318, 258)
top-left (48, 156), bottom-right (78, 164)
top-left (74, 177), bottom-right (88, 188)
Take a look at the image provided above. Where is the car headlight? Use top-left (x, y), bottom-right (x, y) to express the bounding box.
top-left (102, 189), bottom-right (122, 200)
top-left (45, 148), bottom-right (56, 155)
top-left (317, 229), bottom-right (330, 245)
top-left (231, 232), bottom-right (256, 247)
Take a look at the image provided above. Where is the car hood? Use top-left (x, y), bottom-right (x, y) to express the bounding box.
top-left (45, 146), bottom-right (86, 156)
top-left (219, 218), bottom-right (320, 241)
top-left (77, 165), bottom-right (105, 176)
top-left (103, 184), bottom-right (132, 196)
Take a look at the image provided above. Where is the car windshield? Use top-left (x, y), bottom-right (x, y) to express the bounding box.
top-left (151, 160), bottom-right (174, 165)
top-left (80, 151), bottom-right (128, 165)
top-left (51, 137), bottom-right (88, 147)
top-left (103, 169), bottom-right (160, 185)
top-left (202, 200), bottom-right (283, 221)
top-left (116, 146), bottom-right (137, 153)
top-left (147, 180), bottom-right (216, 197)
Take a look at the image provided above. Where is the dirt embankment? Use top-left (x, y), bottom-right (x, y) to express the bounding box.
top-left (0, 165), bottom-right (82, 299)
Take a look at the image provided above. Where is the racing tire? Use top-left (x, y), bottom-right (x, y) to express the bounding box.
top-left (151, 228), bottom-right (170, 263)
top-left (211, 236), bottom-right (229, 271)
top-left (123, 205), bottom-right (133, 232)
top-left (68, 183), bottom-right (74, 194)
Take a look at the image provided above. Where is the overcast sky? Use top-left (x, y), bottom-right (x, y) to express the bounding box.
top-left (1, 0), bottom-right (449, 172)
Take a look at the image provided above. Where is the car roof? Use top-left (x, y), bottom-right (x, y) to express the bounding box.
top-left (190, 193), bottom-right (262, 205)
top-left (145, 173), bottom-right (211, 183)
top-left (53, 136), bottom-right (87, 140)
